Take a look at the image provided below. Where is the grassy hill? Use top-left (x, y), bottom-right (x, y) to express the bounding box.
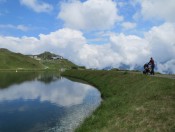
top-left (0, 48), bottom-right (44, 70)
top-left (63, 70), bottom-right (175, 132)
top-left (37, 51), bottom-right (62, 60)
top-left (40, 59), bottom-right (77, 70)
top-left (35, 51), bottom-right (77, 70)
top-left (0, 48), bottom-right (77, 70)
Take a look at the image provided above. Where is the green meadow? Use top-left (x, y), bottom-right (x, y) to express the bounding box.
top-left (1, 48), bottom-right (175, 131)
top-left (0, 49), bottom-right (44, 70)
top-left (0, 48), bottom-right (76, 71)
top-left (63, 70), bottom-right (175, 132)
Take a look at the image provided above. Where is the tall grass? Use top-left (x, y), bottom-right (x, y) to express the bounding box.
top-left (63, 70), bottom-right (175, 132)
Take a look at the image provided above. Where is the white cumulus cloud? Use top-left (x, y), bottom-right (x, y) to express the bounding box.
top-left (39, 28), bottom-right (86, 59)
top-left (145, 22), bottom-right (175, 63)
top-left (138, 0), bottom-right (175, 22)
top-left (0, 24), bottom-right (29, 31)
top-left (109, 33), bottom-right (150, 67)
top-left (1, 22), bottom-right (175, 73)
top-left (157, 59), bottom-right (175, 74)
top-left (58, 0), bottom-right (123, 30)
top-left (20, 0), bottom-right (53, 13)
top-left (0, 35), bottom-right (40, 54)
top-left (122, 22), bottom-right (137, 30)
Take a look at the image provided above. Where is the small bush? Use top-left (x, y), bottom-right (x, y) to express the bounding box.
top-left (123, 71), bottom-right (128, 74)
top-left (79, 66), bottom-right (86, 69)
top-left (71, 66), bottom-right (78, 69)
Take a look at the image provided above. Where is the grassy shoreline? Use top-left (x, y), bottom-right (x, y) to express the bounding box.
top-left (62, 70), bottom-right (175, 132)
top-left (0, 69), bottom-right (59, 72)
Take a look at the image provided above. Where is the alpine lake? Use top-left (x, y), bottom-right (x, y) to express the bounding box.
top-left (0, 71), bottom-right (101, 132)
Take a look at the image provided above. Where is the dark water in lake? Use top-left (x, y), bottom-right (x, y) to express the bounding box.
top-left (0, 72), bottom-right (101, 132)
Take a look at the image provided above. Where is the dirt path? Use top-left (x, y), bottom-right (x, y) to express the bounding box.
top-left (127, 71), bottom-right (175, 80)
top-left (154, 74), bottom-right (175, 80)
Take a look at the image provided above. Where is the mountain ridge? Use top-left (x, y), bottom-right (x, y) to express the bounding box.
top-left (0, 48), bottom-right (76, 70)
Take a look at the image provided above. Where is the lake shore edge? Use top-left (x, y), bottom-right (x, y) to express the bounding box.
top-left (62, 70), bottom-right (175, 132)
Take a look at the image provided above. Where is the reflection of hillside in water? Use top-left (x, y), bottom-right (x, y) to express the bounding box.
top-left (0, 72), bottom-right (61, 88)
top-left (0, 72), bottom-right (38, 88)
top-left (37, 72), bottom-right (61, 84)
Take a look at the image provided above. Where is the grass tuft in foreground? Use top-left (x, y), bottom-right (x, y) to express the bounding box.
top-left (62, 70), bottom-right (175, 132)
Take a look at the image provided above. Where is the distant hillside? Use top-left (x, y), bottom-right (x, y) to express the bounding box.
top-left (33, 51), bottom-right (77, 70)
top-left (0, 48), bottom-right (44, 70)
top-left (0, 48), bottom-right (77, 70)
top-left (36, 51), bottom-right (63, 60)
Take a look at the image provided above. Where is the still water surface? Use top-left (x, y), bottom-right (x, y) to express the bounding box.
top-left (0, 72), bottom-right (101, 132)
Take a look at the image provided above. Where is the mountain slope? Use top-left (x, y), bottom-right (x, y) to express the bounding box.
top-left (37, 51), bottom-right (62, 60)
top-left (0, 48), bottom-right (44, 70)
top-left (36, 51), bottom-right (77, 70)
top-left (0, 48), bottom-right (77, 70)
top-left (40, 59), bottom-right (77, 70)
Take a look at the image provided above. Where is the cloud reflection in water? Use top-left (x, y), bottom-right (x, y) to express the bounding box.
top-left (0, 78), bottom-right (99, 107)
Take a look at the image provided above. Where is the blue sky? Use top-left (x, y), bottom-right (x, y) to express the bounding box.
top-left (0, 0), bottom-right (61, 36)
top-left (0, 0), bottom-right (161, 37)
top-left (0, 0), bottom-right (175, 73)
